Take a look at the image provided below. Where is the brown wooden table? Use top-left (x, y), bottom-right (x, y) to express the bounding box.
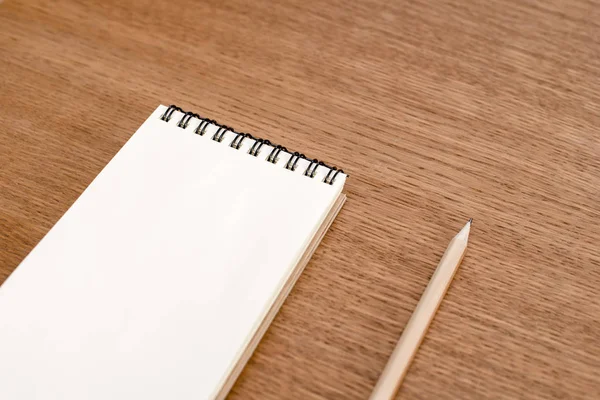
top-left (1, 0), bottom-right (599, 398)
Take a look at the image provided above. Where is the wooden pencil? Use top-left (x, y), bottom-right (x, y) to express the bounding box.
top-left (369, 219), bottom-right (472, 400)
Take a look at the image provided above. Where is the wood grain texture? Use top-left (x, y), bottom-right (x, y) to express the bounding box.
top-left (1, 0), bottom-right (599, 399)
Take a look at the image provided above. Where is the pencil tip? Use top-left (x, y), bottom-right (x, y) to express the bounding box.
top-left (468, 218), bottom-right (473, 225)
top-left (456, 219), bottom-right (472, 240)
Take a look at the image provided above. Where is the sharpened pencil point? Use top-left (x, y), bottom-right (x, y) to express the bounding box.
top-left (468, 218), bottom-right (473, 225)
top-left (456, 219), bottom-right (471, 241)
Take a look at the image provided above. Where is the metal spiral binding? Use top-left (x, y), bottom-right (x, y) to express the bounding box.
top-left (160, 105), bottom-right (345, 185)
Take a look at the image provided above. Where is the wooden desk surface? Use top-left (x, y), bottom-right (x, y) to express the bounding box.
top-left (1, 0), bottom-right (599, 398)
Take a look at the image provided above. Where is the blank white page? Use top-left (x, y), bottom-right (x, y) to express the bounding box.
top-left (0, 105), bottom-right (345, 400)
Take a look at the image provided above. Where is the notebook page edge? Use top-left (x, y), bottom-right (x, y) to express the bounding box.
top-left (213, 192), bottom-right (346, 400)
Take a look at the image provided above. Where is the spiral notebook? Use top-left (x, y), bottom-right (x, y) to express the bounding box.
top-left (0, 105), bottom-right (346, 400)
